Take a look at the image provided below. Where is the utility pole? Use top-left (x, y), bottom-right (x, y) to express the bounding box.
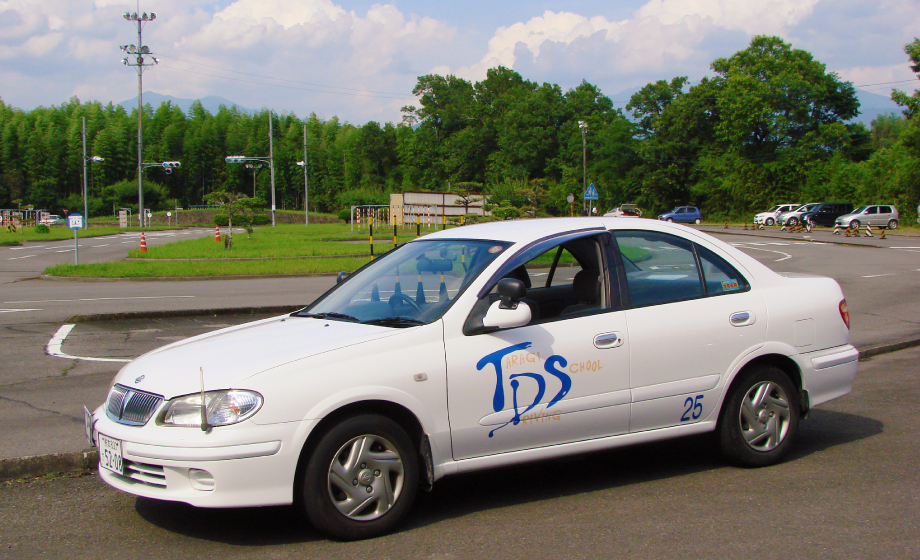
top-left (121, 2), bottom-right (158, 228)
top-left (579, 120), bottom-right (588, 215)
top-left (297, 124), bottom-right (309, 226)
top-left (269, 111), bottom-right (276, 227)
top-left (81, 118), bottom-right (104, 227)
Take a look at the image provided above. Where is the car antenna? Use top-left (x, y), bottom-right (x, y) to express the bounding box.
top-left (200, 367), bottom-right (211, 433)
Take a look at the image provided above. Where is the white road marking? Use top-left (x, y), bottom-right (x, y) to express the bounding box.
top-left (46, 324), bottom-right (131, 363)
top-left (56, 249), bottom-right (74, 253)
top-left (8, 254), bottom-right (37, 260)
top-left (862, 274), bottom-right (896, 278)
top-left (891, 247), bottom-right (920, 249)
top-left (734, 245), bottom-right (792, 261)
top-left (93, 244), bottom-right (110, 247)
top-left (5, 295), bottom-right (195, 304)
top-left (0, 308), bottom-right (41, 313)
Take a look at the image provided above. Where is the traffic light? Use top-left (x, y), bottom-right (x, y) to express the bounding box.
top-left (162, 161), bottom-right (181, 174)
top-left (225, 156), bottom-right (248, 164)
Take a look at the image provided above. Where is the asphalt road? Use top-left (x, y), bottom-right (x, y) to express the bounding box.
top-left (2, 346), bottom-right (917, 559)
top-left (0, 229), bottom-right (918, 460)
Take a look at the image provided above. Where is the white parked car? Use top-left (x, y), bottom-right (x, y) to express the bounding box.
top-left (777, 203), bottom-right (820, 227)
top-left (753, 204), bottom-right (798, 226)
top-left (86, 218), bottom-right (858, 540)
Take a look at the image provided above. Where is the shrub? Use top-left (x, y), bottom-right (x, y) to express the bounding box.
top-left (337, 208), bottom-right (352, 221)
top-left (214, 214), bottom-right (270, 226)
top-left (34, 224), bottom-right (50, 234)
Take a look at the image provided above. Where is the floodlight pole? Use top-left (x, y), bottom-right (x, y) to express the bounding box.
top-left (121, 3), bottom-right (158, 228)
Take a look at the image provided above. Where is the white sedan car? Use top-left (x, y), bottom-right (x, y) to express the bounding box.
top-left (86, 218), bottom-right (858, 539)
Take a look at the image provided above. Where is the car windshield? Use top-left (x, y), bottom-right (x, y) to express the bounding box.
top-left (852, 206), bottom-right (868, 214)
top-left (295, 239), bottom-right (510, 327)
top-left (766, 206), bottom-right (781, 212)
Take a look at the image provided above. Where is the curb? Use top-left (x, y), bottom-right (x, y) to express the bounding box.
top-left (1, 450), bottom-right (98, 482)
top-left (5, 338), bottom-right (920, 482)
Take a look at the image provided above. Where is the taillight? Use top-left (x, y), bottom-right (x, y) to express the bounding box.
top-left (839, 299), bottom-right (850, 329)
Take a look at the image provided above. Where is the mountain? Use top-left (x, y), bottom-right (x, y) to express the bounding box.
top-left (118, 92), bottom-right (253, 116)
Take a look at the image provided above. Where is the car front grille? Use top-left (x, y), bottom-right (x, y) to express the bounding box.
top-left (110, 459), bottom-right (167, 489)
top-left (105, 384), bottom-right (164, 426)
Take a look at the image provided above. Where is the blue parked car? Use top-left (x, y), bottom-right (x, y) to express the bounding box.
top-left (658, 206), bottom-right (702, 224)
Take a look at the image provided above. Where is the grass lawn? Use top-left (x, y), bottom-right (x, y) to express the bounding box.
top-left (43, 222), bottom-right (445, 278)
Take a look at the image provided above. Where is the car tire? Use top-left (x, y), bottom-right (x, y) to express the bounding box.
top-left (666, 218), bottom-right (674, 223)
top-left (301, 414), bottom-right (419, 540)
top-left (786, 217), bottom-right (798, 227)
top-left (888, 219), bottom-right (898, 230)
top-left (765, 217), bottom-right (775, 226)
top-left (849, 220), bottom-right (860, 229)
top-left (694, 218), bottom-right (701, 225)
top-left (717, 365), bottom-right (800, 468)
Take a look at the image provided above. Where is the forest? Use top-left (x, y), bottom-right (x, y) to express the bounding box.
top-left (1, 35), bottom-right (918, 221)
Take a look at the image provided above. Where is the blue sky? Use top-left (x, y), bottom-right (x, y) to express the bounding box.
top-left (0, 0), bottom-right (917, 123)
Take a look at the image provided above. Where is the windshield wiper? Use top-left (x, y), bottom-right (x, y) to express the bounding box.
top-left (361, 317), bottom-right (426, 328)
top-left (293, 311), bottom-right (360, 322)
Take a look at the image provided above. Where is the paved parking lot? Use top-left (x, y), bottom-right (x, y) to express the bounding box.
top-left (2, 346), bottom-right (917, 558)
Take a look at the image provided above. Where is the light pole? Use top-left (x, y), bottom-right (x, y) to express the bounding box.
top-left (245, 163), bottom-right (263, 197)
top-left (578, 120), bottom-right (588, 215)
top-left (82, 117), bottom-right (104, 228)
top-left (121, 4), bottom-right (158, 227)
top-left (296, 124), bottom-right (309, 227)
top-left (268, 111), bottom-right (276, 226)
top-left (226, 154), bottom-right (274, 225)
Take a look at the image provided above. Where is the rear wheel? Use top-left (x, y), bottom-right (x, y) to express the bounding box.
top-left (694, 218), bottom-right (701, 225)
top-left (718, 365), bottom-right (800, 467)
top-left (301, 414), bottom-right (418, 540)
top-left (888, 219), bottom-right (898, 229)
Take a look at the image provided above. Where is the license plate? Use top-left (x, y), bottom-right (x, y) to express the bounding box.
top-left (98, 433), bottom-right (123, 475)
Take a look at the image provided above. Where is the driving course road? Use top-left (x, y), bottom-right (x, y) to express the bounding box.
top-left (0, 225), bottom-right (918, 556)
top-left (2, 345), bottom-right (917, 559)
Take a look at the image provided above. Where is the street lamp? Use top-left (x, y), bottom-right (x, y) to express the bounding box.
top-left (578, 120), bottom-right (588, 215)
top-left (121, 4), bottom-right (159, 227)
top-left (82, 117), bottom-right (105, 228)
top-left (245, 163), bottom-right (263, 197)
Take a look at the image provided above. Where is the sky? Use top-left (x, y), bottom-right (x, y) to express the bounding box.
top-left (0, 0), bottom-right (918, 124)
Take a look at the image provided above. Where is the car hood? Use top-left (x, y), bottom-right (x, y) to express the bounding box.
top-left (114, 315), bottom-right (405, 399)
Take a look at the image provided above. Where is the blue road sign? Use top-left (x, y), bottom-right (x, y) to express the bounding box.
top-left (68, 214), bottom-right (84, 230)
top-left (584, 183), bottom-right (599, 200)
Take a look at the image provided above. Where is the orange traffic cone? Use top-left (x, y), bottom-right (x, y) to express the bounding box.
top-left (139, 232), bottom-right (147, 253)
top-left (865, 224), bottom-right (873, 237)
top-left (880, 228), bottom-right (887, 240)
top-left (214, 225), bottom-right (220, 242)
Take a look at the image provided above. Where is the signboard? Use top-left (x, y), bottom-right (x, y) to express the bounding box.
top-left (68, 214), bottom-right (84, 230)
top-left (583, 182), bottom-right (599, 200)
top-left (118, 210), bottom-right (128, 228)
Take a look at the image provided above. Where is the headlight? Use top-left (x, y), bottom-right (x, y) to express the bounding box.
top-left (157, 390), bottom-right (263, 427)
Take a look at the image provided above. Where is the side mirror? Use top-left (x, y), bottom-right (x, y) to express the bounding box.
top-left (483, 299), bottom-right (531, 329)
top-left (483, 278), bottom-right (531, 329)
top-left (336, 271), bottom-right (350, 284)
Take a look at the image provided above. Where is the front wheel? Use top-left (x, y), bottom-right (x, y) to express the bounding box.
top-left (849, 220), bottom-right (860, 229)
top-left (888, 219), bottom-right (898, 230)
top-left (302, 414), bottom-right (419, 540)
top-left (786, 217), bottom-right (798, 227)
top-left (718, 365), bottom-right (800, 467)
top-left (765, 217), bottom-right (775, 226)
top-left (666, 217), bottom-right (674, 223)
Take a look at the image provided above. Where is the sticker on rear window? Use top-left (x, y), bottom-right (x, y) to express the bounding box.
top-left (721, 279), bottom-right (740, 291)
top-left (489, 245), bottom-right (504, 254)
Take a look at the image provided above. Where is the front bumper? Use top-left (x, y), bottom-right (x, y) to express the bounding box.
top-left (88, 406), bottom-right (316, 508)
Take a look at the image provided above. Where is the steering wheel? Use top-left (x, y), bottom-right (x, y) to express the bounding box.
top-left (388, 293), bottom-right (422, 313)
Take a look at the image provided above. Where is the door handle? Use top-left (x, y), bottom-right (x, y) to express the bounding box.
top-left (730, 311), bottom-right (755, 326)
top-left (594, 332), bottom-right (623, 348)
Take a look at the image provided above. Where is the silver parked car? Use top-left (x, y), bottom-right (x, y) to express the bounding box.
top-left (835, 205), bottom-right (899, 230)
top-left (778, 203), bottom-right (820, 227)
top-left (753, 204), bottom-right (799, 226)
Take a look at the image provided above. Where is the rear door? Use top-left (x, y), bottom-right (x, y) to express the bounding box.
top-left (613, 231), bottom-right (767, 432)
